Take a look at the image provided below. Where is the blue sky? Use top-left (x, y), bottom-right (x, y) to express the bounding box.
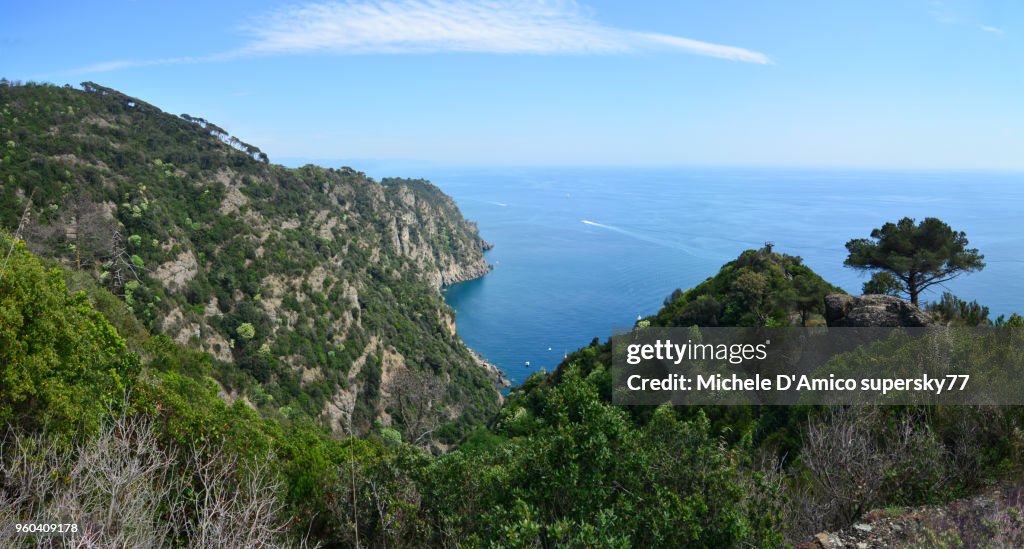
top-left (2, 0), bottom-right (1022, 169)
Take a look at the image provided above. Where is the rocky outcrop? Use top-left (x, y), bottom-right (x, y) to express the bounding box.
top-left (437, 255), bottom-right (492, 287)
top-left (389, 222), bottom-right (491, 288)
top-left (153, 250), bottom-right (198, 292)
top-left (798, 486), bottom-right (1024, 548)
top-left (383, 180), bottom-right (494, 288)
top-left (825, 294), bottom-right (931, 328)
top-left (467, 347), bottom-right (511, 390)
top-left (216, 169), bottom-right (249, 215)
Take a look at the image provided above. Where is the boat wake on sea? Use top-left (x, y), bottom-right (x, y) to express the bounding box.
top-left (581, 219), bottom-right (706, 258)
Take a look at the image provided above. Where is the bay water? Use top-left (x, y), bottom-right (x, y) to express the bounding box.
top-left (392, 166), bottom-right (1023, 385)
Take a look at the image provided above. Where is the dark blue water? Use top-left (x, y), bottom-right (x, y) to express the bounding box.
top-left (411, 166), bottom-right (1023, 385)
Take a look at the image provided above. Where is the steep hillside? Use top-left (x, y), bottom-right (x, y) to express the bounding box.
top-left (0, 81), bottom-right (500, 439)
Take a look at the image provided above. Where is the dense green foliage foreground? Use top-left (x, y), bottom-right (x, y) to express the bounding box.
top-left (0, 234), bottom-right (784, 546)
top-left (4, 233), bottom-right (1023, 547)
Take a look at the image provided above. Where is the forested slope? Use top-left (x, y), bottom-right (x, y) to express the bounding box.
top-left (0, 81), bottom-right (500, 439)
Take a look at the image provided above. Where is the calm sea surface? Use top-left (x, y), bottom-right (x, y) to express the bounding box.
top-left (393, 166), bottom-right (1024, 385)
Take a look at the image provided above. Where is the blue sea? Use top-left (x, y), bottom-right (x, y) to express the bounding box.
top-left (387, 166), bottom-right (1024, 385)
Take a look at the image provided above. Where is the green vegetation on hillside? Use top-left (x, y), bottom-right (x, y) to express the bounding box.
top-left (8, 229), bottom-right (1017, 546)
top-left (0, 236), bottom-right (136, 440)
top-left (656, 249), bottom-right (841, 328)
top-left (0, 81), bottom-right (499, 440)
top-left (0, 236), bottom-right (785, 546)
top-left (502, 245), bottom-right (1024, 542)
top-left (2, 80), bottom-right (1022, 547)
top-left (2, 227), bottom-right (1022, 546)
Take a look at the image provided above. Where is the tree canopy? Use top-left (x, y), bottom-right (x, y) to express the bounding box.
top-left (657, 248), bottom-right (841, 328)
top-left (0, 232), bottom-right (138, 440)
top-left (844, 217), bottom-right (985, 305)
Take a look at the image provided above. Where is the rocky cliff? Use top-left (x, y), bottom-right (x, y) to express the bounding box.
top-left (0, 81), bottom-right (501, 438)
top-left (825, 294), bottom-right (932, 327)
top-left (379, 178), bottom-right (493, 288)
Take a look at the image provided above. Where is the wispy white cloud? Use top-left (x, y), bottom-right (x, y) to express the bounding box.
top-left (979, 24), bottom-right (1006, 35)
top-left (66, 0), bottom-right (770, 74)
top-left (238, 0), bottom-right (771, 63)
top-left (69, 58), bottom-right (198, 74)
top-left (927, 1), bottom-right (1009, 36)
top-left (631, 32), bottom-right (770, 63)
top-left (65, 52), bottom-right (244, 75)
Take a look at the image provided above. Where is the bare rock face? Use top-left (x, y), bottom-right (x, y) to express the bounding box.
top-left (153, 250), bottom-right (198, 291)
top-left (825, 294), bottom-right (931, 327)
top-left (437, 256), bottom-right (493, 287)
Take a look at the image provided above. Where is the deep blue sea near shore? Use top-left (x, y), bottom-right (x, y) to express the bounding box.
top-left (396, 166), bottom-right (1024, 385)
